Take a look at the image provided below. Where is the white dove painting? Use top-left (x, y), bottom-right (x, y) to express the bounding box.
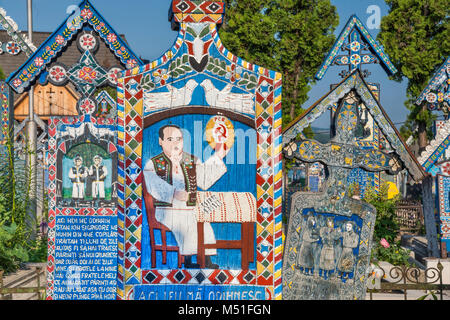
top-left (144, 79), bottom-right (198, 113)
top-left (200, 79), bottom-right (255, 116)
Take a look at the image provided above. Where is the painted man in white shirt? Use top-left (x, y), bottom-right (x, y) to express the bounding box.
top-left (89, 155), bottom-right (108, 200)
top-left (68, 155), bottom-right (88, 199)
top-left (143, 124), bottom-right (229, 269)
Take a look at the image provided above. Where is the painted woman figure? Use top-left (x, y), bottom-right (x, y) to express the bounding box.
top-left (337, 221), bottom-right (359, 280)
top-left (296, 214), bottom-right (319, 275)
top-left (318, 217), bottom-right (339, 279)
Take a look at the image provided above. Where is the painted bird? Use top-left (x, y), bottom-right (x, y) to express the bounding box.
top-left (200, 79), bottom-right (255, 115)
top-left (144, 79), bottom-right (198, 112)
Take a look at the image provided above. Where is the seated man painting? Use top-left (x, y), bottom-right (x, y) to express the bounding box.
top-left (143, 124), bottom-right (230, 269)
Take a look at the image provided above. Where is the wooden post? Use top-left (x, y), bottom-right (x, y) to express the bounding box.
top-left (421, 175), bottom-right (440, 257)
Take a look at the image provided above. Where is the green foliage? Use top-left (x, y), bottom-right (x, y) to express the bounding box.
top-left (365, 184), bottom-right (400, 244)
top-left (0, 223), bottom-right (29, 273)
top-left (0, 126), bottom-right (47, 273)
top-left (371, 242), bottom-right (411, 266)
top-left (364, 183), bottom-right (411, 266)
top-left (220, 0), bottom-right (339, 127)
top-left (377, 0), bottom-right (449, 148)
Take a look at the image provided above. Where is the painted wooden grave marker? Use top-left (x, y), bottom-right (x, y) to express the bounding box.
top-left (417, 58), bottom-right (450, 255)
top-left (282, 70), bottom-right (425, 300)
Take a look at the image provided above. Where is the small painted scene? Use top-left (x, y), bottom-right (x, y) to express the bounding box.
top-left (62, 143), bottom-right (113, 201)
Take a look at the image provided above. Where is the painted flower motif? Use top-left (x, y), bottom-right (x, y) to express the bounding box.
top-left (350, 54), bottom-right (361, 66)
top-left (55, 35), bottom-right (65, 45)
top-left (80, 8), bottom-right (93, 20)
top-left (107, 67), bottom-right (122, 85)
top-left (127, 59), bottom-right (138, 68)
top-left (95, 22), bottom-right (105, 31)
top-left (13, 79), bottom-right (22, 88)
top-left (363, 55), bottom-right (372, 63)
top-left (34, 57), bottom-right (44, 67)
top-left (49, 66), bottom-right (67, 83)
top-left (426, 92), bottom-right (437, 103)
top-left (79, 98), bottom-right (96, 114)
top-left (106, 33), bottom-right (117, 43)
top-left (225, 64), bottom-right (242, 82)
top-left (45, 46), bottom-right (55, 56)
top-left (79, 34), bottom-right (96, 51)
top-left (78, 66), bottom-right (98, 83)
top-left (6, 41), bottom-right (20, 55)
top-left (152, 69), bottom-right (169, 86)
top-left (350, 41), bottom-right (361, 52)
top-left (441, 162), bottom-right (450, 175)
top-left (380, 238), bottom-right (390, 249)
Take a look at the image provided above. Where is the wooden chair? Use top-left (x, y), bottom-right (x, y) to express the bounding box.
top-left (142, 183), bottom-right (183, 268)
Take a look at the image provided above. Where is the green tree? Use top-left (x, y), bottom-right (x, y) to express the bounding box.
top-left (377, 0), bottom-right (449, 152)
top-left (220, 0), bottom-right (339, 128)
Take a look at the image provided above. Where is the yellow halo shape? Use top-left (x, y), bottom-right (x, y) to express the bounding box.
top-left (205, 115), bottom-right (235, 150)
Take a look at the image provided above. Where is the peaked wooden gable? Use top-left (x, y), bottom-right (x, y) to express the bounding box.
top-left (0, 7), bottom-right (36, 57)
top-left (416, 56), bottom-right (450, 111)
top-left (6, 0), bottom-right (143, 96)
top-left (315, 15), bottom-right (397, 80)
top-left (283, 70), bottom-right (426, 182)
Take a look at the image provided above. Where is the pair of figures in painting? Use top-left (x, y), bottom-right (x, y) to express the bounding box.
top-left (143, 124), bottom-right (230, 269)
top-left (69, 154), bottom-right (108, 200)
top-left (297, 214), bottom-right (359, 281)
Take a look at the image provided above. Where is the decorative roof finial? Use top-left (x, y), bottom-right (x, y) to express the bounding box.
top-left (169, 0), bottom-right (225, 30)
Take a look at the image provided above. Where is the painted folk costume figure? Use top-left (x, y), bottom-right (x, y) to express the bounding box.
top-left (337, 222), bottom-right (359, 279)
top-left (68, 155), bottom-right (88, 199)
top-left (143, 125), bottom-right (230, 269)
top-left (89, 155), bottom-right (108, 200)
top-left (297, 214), bottom-right (319, 275)
top-left (318, 217), bottom-right (339, 279)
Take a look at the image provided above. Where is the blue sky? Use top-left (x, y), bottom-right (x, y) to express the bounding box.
top-left (0, 0), bottom-right (410, 128)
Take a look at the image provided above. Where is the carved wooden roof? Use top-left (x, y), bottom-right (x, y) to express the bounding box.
top-left (283, 70), bottom-right (426, 182)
